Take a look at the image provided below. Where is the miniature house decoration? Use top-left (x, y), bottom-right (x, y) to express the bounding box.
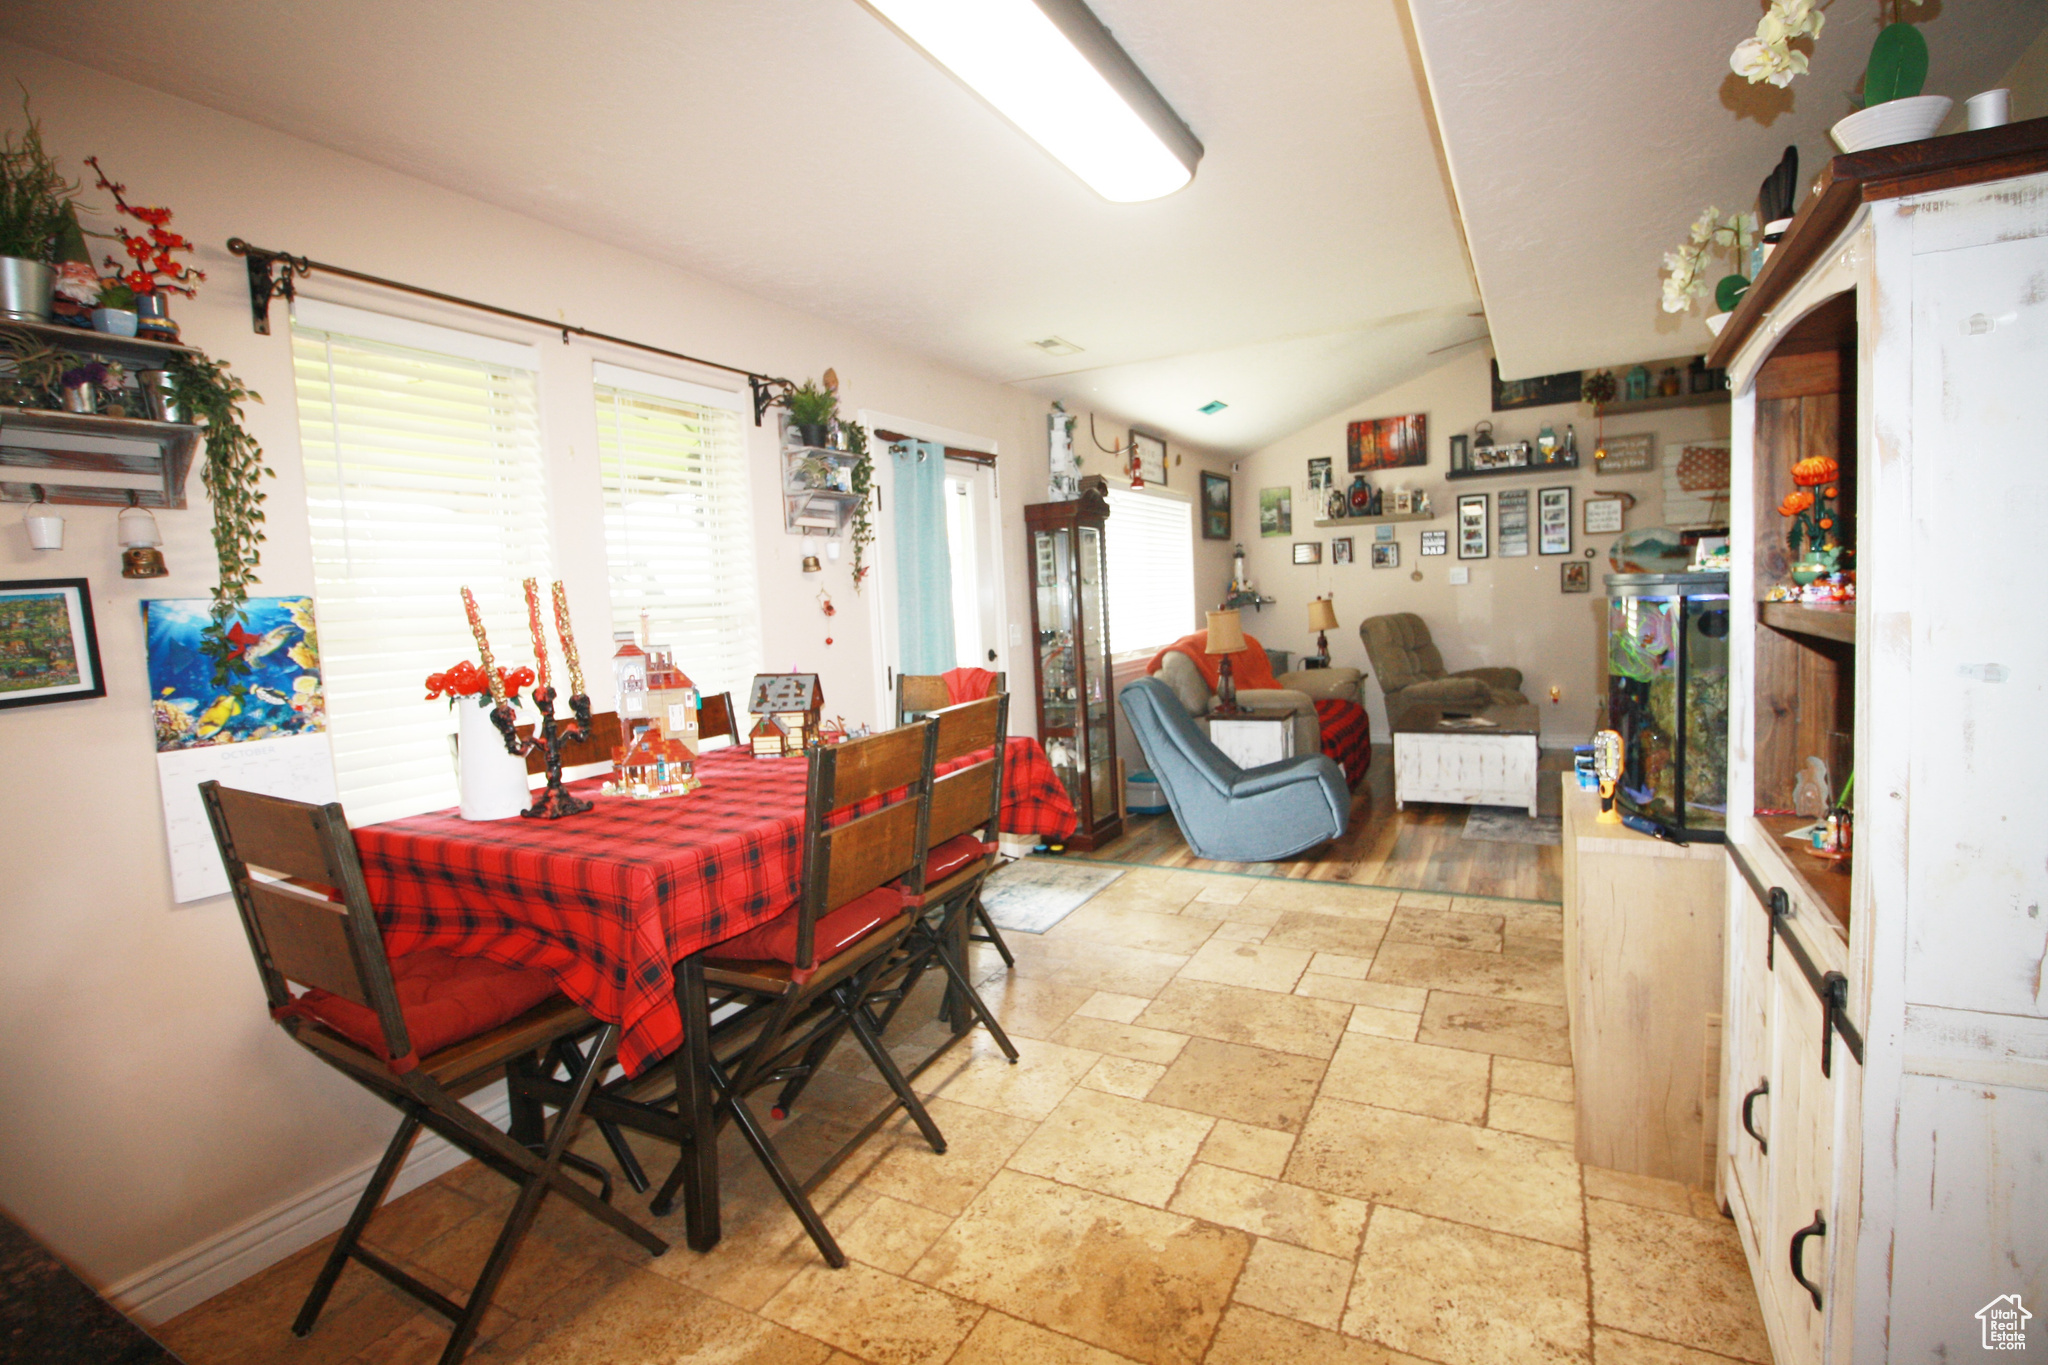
top-left (747, 673), bottom-right (824, 757)
top-left (643, 647), bottom-right (700, 754)
top-left (603, 720), bottom-right (699, 799)
top-left (612, 633), bottom-right (649, 719)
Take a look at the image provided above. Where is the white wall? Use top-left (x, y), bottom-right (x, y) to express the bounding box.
top-left (0, 41), bottom-right (1230, 1309)
top-left (1233, 348), bottom-right (1731, 745)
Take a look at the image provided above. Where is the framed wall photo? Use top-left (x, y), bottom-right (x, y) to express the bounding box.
top-left (1584, 497), bottom-right (1625, 536)
top-left (1491, 360), bottom-right (1582, 412)
top-left (1331, 536), bottom-right (1353, 565)
top-left (1346, 412), bottom-right (1427, 472)
top-left (1592, 432), bottom-right (1654, 473)
top-left (0, 578), bottom-right (105, 709)
top-left (1420, 529), bottom-right (1449, 557)
top-left (1457, 493), bottom-right (1490, 559)
top-left (1561, 560), bottom-right (1591, 593)
top-left (1131, 430), bottom-right (1168, 485)
top-left (1371, 542), bottom-right (1400, 569)
top-left (1292, 541), bottom-right (1322, 565)
top-left (1496, 488), bottom-right (1531, 558)
top-left (1375, 524), bottom-right (1396, 542)
top-left (1259, 486), bottom-right (1293, 537)
top-left (1307, 456), bottom-right (1333, 491)
top-left (1201, 471), bottom-right (1232, 540)
top-left (1538, 486), bottom-right (1573, 554)
top-left (1448, 433), bottom-right (1470, 475)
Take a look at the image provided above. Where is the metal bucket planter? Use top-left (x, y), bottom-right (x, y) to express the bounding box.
top-left (0, 257), bottom-right (55, 322)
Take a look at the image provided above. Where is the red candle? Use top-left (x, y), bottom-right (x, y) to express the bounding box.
top-left (460, 586), bottom-right (509, 708)
top-left (522, 577), bottom-right (550, 692)
top-left (551, 580), bottom-right (585, 698)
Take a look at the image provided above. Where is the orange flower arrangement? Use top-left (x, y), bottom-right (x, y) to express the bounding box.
top-left (1791, 455), bottom-right (1839, 487)
top-left (1779, 490), bottom-right (1814, 517)
top-left (85, 156), bottom-right (205, 297)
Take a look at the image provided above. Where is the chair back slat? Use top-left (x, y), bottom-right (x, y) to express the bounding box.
top-left (209, 785), bottom-right (345, 885)
top-left (819, 798), bottom-right (925, 911)
top-left (698, 692), bottom-right (740, 745)
top-left (823, 722), bottom-right (930, 808)
top-left (929, 765), bottom-right (996, 846)
top-left (245, 880), bottom-right (375, 1007)
top-left (932, 695), bottom-right (1002, 762)
top-left (519, 710), bottom-right (622, 775)
top-left (896, 674), bottom-right (953, 725)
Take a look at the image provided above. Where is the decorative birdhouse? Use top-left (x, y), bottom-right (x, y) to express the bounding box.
top-left (612, 632), bottom-right (650, 719)
top-left (747, 673), bottom-right (824, 754)
top-left (749, 713), bottom-right (791, 760)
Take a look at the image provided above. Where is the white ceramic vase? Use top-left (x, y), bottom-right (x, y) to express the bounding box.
top-left (457, 698), bottom-right (531, 820)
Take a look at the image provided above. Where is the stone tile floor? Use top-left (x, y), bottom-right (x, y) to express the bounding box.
top-left (160, 868), bottom-right (1771, 1365)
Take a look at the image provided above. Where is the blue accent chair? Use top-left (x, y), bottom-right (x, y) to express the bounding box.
top-left (1118, 678), bottom-right (1349, 862)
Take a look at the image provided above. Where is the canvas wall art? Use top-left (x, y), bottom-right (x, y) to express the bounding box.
top-left (1259, 486), bottom-right (1293, 537)
top-left (146, 596), bottom-right (327, 751)
top-left (1491, 360), bottom-right (1582, 411)
top-left (1346, 413), bottom-right (1427, 472)
top-left (1665, 442), bottom-right (1732, 530)
top-left (1201, 471), bottom-right (1231, 539)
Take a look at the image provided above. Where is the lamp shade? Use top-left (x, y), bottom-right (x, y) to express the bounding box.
top-left (1205, 609), bottom-right (1247, 655)
top-left (1307, 597), bottom-right (1339, 632)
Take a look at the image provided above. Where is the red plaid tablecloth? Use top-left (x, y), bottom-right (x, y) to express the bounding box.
top-left (1315, 699), bottom-right (1372, 788)
top-left (354, 736), bottom-right (1072, 1075)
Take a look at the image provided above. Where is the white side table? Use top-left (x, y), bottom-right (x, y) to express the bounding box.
top-left (1206, 707), bottom-right (1295, 769)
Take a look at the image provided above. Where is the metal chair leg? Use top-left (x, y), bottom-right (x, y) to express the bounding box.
top-left (841, 985), bottom-right (947, 1155)
top-left (969, 893), bottom-right (1015, 968)
top-left (293, 1110), bottom-right (422, 1337)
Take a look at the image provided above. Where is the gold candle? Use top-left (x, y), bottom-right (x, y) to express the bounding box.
top-left (522, 576), bottom-right (551, 692)
top-left (552, 580), bottom-right (585, 697)
top-left (461, 586), bottom-right (509, 708)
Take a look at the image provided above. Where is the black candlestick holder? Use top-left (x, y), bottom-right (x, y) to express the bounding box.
top-left (491, 686), bottom-right (593, 819)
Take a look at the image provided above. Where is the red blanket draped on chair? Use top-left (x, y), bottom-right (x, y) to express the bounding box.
top-left (1144, 631), bottom-right (1280, 692)
top-left (1315, 699), bottom-right (1372, 788)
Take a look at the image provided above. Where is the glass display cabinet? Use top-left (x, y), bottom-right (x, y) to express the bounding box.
top-left (1024, 491), bottom-right (1121, 850)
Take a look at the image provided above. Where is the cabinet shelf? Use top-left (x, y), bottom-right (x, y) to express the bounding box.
top-left (1756, 814), bottom-right (1853, 936)
top-left (1760, 600), bottom-right (1855, 644)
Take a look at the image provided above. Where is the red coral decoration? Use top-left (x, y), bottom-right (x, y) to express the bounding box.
top-left (86, 156), bottom-right (205, 298)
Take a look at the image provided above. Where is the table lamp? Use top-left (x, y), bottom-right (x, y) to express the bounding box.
top-left (1593, 729), bottom-right (1623, 823)
top-left (1308, 596), bottom-right (1339, 665)
top-left (1206, 608), bottom-right (1248, 716)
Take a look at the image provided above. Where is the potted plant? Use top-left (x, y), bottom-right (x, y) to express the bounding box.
top-left (87, 156), bottom-right (203, 340)
top-left (1831, 5), bottom-right (1946, 152)
top-left (169, 352), bottom-right (274, 684)
top-left (92, 278), bottom-right (137, 337)
top-left (785, 378), bottom-right (837, 448)
top-left (0, 100), bottom-right (76, 323)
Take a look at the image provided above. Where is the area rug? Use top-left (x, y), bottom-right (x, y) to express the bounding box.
top-left (1461, 806), bottom-right (1562, 846)
top-left (980, 858), bottom-right (1125, 934)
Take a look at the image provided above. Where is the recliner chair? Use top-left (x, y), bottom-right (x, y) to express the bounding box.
top-left (1359, 612), bottom-right (1525, 729)
top-left (1119, 678), bottom-right (1348, 862)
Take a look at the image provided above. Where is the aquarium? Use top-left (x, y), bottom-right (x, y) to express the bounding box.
top-left (1605, 572), bottom-right (1730, 843)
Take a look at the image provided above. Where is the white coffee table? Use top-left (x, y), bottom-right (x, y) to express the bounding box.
top-left (1392, 702), bottom-right (1540, 816)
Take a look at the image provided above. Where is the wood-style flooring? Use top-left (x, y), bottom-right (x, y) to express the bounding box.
top-left (1076, 744), bottom-right (1568, 903)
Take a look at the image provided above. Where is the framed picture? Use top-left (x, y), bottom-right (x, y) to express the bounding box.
top-left (1496, 488), bottom-right (1531, 558)
top-left (0, 578), bottom-right (105, 709)
top-left (1539, 486), bottom-right (1573, 554)
top-left (1457, 493), bottom-right (1489, 559)
top-left (1448, 433), bottom-right (1470, 474)
top-left (1307, 456), bottom-right (1333, 491)
top-left (1292, 541), bottom-right (1322, 565)
top-left (1491, 359), bottom-right (1582, 411)
top-left (1131, 430), bottom-right (1168, 485)
top-left (1420, 529), bottom-right (1449, 557)
top-left (1347, 413), bottom-right (1427, 472)
top-left (1259, 486), bottom-right (1293, 537)
top-left (1331, 536), bottom-right (1354, 565)
top-left (1371, 542), bottom-right (1400, 569)
top-left (1561, 561), bottom-right (1591, 594)
top-left (1666, 442), bottom-right (1732, 530)
top-left (1390, 488), bottom-right (1414, 515)
top-left (1593, 432), bottom-right (1654, 473)
top-left (1201, 471), bottom-right (1232, 540)
top-left (1374, 524), bottom-right (1396, 542)
top-left (1584, 497), bottom-right (1625, 535)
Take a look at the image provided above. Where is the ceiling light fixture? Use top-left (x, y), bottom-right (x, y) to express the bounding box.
top-left (858, 0), bottom-right (1203, 203)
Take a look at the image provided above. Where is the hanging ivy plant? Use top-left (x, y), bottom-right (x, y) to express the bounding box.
top-left (169, 351), bottom-right (271, 683)
top-left (842, 419), bottom-right (876, 591)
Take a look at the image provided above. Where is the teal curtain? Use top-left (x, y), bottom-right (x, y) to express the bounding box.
top-left (892, 438), bottom-right (956, 675)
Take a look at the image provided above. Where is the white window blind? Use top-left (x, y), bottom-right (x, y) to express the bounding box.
top-left (1104, 486), bottom-right (1196, 655)
top-left (295, 314), bottom-right (550, 825)
top-left (594, 367), bottom-right (759, 705)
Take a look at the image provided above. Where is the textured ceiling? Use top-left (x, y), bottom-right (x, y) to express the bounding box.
top-left (0, 0), bottom-right (1481, 454)
top-left (1408, 0), bottom-right (2048, 380)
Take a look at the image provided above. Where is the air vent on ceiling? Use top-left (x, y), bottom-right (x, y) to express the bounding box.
top-left (1199, 400), bottom-right (1228, 414)
top-left (1029, 336), bottom-right (1083, 357)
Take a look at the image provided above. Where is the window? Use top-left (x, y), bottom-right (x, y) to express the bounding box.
top-left (295, 302), bottom-right (550, 824)
top-left (1104, 486), bottom-right (1196, 656)
top-left (593, 363), bottom-right (759, 703)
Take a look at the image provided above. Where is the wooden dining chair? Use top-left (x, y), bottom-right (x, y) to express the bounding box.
top-left (895, 671), bottom-right (1005, 725)
top-left (648, 720), bottom-right (946, 1267)
top-left (697, 691), bottom-right (740, 748)
top-left (517, 708), bottom-right (624, 774)
top-left (201, 782), bottom-right (666, 1365)
top-left (768, 695), bottom-right (1019, 1122)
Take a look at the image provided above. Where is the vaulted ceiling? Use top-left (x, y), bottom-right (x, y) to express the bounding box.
top-left (4, 1), bottom-right (2040, 453)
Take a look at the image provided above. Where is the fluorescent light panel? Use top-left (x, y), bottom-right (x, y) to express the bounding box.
top-left (860, 0), bottom-right (1202, 202)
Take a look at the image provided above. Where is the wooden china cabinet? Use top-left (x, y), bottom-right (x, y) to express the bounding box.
top-left (1024, 490), bottom-right (1121, 849)
top-left (1708, 121), bottom-right (2048, 1365)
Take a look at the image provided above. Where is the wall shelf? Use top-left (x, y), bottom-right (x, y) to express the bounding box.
top-left (1312, 511), bottom-right (1438, 528)
top-left (1445, 456), bottom-right (1579, 481)
top-left (1760, 600), bottom-right (1855, 644)
top-left (779, 435), bottom-right (864, 536)
top-left (1591, 389), bottom-right (1730, 417)
top-left (0, 407), bottom-right (201, 508)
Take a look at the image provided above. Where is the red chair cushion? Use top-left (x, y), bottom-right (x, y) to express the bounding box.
top-left (924, 834), bottom-right (991, 883)
top-left (709, 886), bottom-right (907, 971)
top-left (290, 949), bottom-right (560, 1063)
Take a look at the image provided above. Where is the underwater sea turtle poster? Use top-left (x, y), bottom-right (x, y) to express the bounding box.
top-left (145, 597), bottom-right (327, 752)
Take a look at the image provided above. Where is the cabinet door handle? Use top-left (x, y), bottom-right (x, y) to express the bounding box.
top-left (1789, 1211), bottom-right (1827, 1311)
top-left (1740, 1080), bottom-right (1769, 1155)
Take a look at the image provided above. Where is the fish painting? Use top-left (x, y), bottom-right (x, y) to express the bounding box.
top-left (144, 597), bottom-right (328, 751)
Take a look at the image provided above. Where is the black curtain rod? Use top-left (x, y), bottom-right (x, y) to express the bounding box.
top-left (226, 238), bottom-right (794, 425)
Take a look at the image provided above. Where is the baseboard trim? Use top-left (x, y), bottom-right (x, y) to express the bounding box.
top-left (106, 1085), bottom-right (509, 1327)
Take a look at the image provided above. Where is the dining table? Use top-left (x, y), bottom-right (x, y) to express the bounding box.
top-left (351, 735), bottom-right (1076, 1250)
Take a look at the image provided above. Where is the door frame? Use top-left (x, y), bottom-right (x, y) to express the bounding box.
top-left (854, 409), bottom-right (1006, 723)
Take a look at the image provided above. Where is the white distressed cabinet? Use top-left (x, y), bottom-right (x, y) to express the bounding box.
top-left (1710, 126), bottom-right (2048, 1364)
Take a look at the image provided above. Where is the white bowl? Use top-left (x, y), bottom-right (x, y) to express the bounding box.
top-left (1831, 95), bottom-right (1953, 153)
